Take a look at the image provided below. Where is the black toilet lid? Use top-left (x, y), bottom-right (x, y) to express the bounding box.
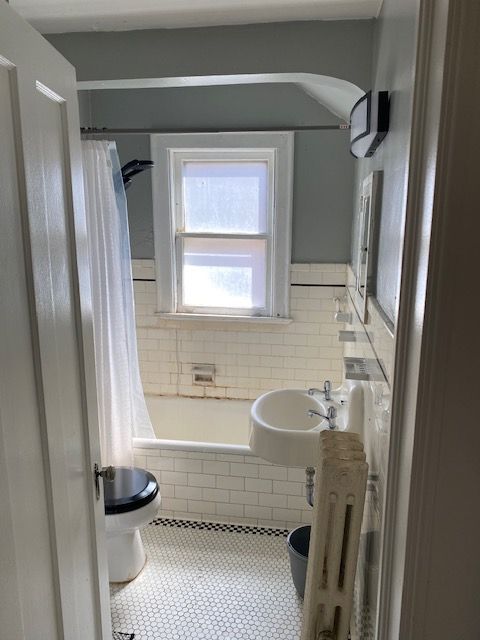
top-left (104, 467), bottom-right (159, 515)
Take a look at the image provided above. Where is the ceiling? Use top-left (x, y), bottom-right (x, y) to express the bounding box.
top-left (10, 0), bottom-right (382, 34)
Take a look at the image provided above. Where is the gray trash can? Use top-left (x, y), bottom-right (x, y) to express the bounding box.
top-left (286, 525), bottom-right (311, 598)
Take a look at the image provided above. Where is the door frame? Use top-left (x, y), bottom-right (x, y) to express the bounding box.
top-left (376, 0), bottom-right (480, 637)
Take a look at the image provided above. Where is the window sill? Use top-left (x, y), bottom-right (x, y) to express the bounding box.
top-left (155, 312), bottom-right (293, 326)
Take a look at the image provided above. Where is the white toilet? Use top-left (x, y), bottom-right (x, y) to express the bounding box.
top-left (104, 467), bottom-right (161, 582)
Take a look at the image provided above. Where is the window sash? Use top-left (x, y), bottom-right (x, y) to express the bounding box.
top-left (172, 149), bottom-right (275, 234)
top-left (176, 232), bottom-right (270, 240)
top-left (180, 159), bottom-right (270, 234)
top-left (172, 150), bottom-right (275, 316)
top-left (175, 236), bottom-right (270, 315)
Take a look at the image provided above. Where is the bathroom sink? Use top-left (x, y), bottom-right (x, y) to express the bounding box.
top-left (249, 388), bottom-right (346, 467)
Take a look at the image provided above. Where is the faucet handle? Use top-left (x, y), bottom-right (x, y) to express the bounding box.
top-left (327, 406), bottom-right (337, 419)
top-left (323, 379), bottom-right (332, 401)
top-left (307, 406), bottom-right (337, 429)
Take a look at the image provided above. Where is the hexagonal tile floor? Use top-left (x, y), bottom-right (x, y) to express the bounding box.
top-left (110, 518), bottom-right (303, 640)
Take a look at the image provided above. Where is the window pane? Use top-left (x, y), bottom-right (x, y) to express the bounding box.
top-left (182, 161), bottom-right (268, 233)
top-left (182, 237), bottom-right (267, 310)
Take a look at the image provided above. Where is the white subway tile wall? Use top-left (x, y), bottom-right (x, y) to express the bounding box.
top-left (343, 265), bottom-right (396, 639)
top-left (133, 260), bottom-right (346, 400)
top-left (134, 447), bottom-right (314, 529)
top-left (132, 260), bottom-right (347, 528)
top-left (344, 266), bottom-right (395, 515)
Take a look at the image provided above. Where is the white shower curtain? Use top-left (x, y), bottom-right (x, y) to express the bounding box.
top-left (82, 139), bottom-right (155, 468)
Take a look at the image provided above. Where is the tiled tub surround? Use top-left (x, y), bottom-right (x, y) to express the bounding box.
top-left (134, 444), bottom-right (314, 530)
top-left (131, 260), bottom-right (346, 528)
top-left (133, 260), bottom-right (347, 400)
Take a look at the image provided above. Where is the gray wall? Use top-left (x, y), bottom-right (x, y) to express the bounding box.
top-left (108, 129), bottom-right (354, 262)
top-left (82, 85), bottom-right (355, 261)
top-left (351, 4), bottom-right (420, 322)
top-left (47, 21), bottom-right (373, 262)
top-left (47, 21), bottom-right (373, 82)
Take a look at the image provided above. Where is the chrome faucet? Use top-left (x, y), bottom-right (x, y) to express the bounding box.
top-left (323, 379), bottom-right (331, 401)
top-left (307, 406), bottom-right (337, 430)
top-left (307, 380), bottom-right (332, 401)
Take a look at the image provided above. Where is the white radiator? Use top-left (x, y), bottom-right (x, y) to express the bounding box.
top-left (301, 431), bottom-right (368, 640)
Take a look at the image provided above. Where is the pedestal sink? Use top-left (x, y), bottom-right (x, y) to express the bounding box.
top-left (249, 388), bottom-right (349, 467)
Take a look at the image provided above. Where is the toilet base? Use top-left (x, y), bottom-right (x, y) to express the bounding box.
top-left (107, 529), bottom-right (146, 583)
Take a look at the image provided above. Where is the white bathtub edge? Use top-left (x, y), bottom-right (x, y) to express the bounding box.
top-left (133, 437), bottom-right (252, 456)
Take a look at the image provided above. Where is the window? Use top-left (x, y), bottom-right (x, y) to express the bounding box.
top-left (152, 133), bottom-right (294, 319)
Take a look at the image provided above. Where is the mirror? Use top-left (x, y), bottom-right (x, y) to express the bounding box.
top-left (352, 171), bottom-right (380, 323)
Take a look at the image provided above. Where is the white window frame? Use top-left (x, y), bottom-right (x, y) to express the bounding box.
top-left (151, 132), bottom-right (294, 320)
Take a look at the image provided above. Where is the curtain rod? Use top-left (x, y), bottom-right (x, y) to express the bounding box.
top-left (80, 125), bottom-right (350, 135)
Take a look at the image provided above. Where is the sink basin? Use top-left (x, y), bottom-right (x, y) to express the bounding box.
top-left (249, 388), bottom-right (339, 467)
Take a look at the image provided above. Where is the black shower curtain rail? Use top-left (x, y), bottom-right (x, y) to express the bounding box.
top-left (80, 124), bottom-right (350, 135)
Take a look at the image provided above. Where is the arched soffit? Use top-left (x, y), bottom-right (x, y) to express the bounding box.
top-left (78, 73), bottom-right (365, 122)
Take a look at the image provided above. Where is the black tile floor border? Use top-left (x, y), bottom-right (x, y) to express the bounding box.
top-left (151, 516), bottom-right (290, 537)
top-left (112, 632), bottom-right (135, 639)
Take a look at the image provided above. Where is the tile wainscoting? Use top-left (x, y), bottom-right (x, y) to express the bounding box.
top-left (344, 266), bottom-right (395, 640)
top-left (132, 261), bottom-right (347, 529)
top-left (132, 260), bottom-right (347, 401)
top-left (344, 266), bottom-right (395, 513)
top-left (134, 445), bottom-right (313, 530)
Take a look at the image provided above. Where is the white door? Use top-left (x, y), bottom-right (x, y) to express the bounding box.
top-left (0, 3), bottom-right (110, 639)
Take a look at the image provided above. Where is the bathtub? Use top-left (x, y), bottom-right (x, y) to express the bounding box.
top-left (133, 394), bottom-right (253, 455)
top-left (133, 394), bottom-right (310, 529)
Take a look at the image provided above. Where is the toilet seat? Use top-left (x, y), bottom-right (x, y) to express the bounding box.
top-left (104, 467), bottom-right (159, 515)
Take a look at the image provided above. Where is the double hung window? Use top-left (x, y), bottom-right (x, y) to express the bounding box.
top-left (152, 133), bottom-right (293, 320)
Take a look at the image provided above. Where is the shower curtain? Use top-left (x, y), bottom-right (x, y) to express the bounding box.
top-left (82, 139), bottom-right (155, 467)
